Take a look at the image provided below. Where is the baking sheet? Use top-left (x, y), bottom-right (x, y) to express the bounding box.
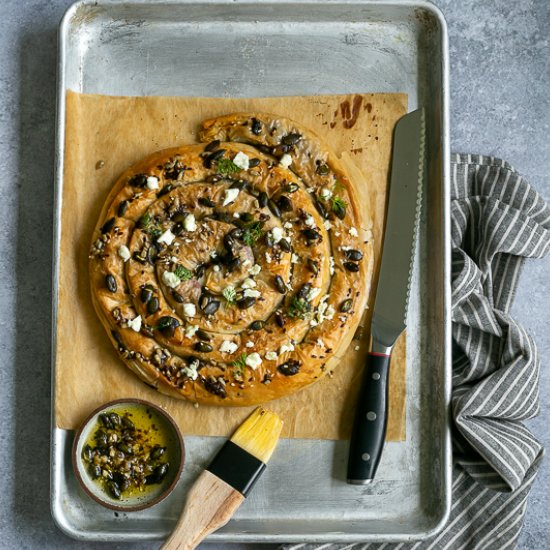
top-left (52, 0), bottom-right (451, 543)
top-left (56, 90), bottom-right (407, 441)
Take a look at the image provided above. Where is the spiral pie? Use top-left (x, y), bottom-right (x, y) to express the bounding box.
top-left (89, 113), bottom-right (373, 406)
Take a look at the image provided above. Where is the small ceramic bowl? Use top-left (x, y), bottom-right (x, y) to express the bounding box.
top-left (72, 398), bottom-right (185, 511)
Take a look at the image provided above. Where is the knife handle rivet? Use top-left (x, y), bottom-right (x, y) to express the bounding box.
top-left (366, 412), bottom-right (377, 421)
top-left (361, 453), bottom-right (371, 462)
top-left (372, 372), bottom-right (381, 380)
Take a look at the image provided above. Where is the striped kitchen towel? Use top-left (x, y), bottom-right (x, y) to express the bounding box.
top-left (283, 154), bottom-right (550, 550)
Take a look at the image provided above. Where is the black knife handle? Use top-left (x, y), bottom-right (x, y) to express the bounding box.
top-left (347, 352), bottom-right (391, 484)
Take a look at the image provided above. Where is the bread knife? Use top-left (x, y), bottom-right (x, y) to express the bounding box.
top-left (347, 108), bottom-right (426, 484)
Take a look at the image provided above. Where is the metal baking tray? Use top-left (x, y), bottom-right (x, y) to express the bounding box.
top-left (52, 0), bottom-right (451, 543)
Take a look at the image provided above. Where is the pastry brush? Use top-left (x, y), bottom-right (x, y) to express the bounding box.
top-left (162, 407), bottom-right (283, 550)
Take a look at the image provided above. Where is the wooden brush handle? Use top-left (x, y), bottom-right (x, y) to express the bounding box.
top-left (161, 470), bottom-right (245, 550)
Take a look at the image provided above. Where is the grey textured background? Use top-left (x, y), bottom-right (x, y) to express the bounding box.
top-left (0, 0), bottom-right (548, 548)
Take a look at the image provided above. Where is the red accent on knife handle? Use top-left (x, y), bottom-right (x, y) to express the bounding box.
top-left (369, 351), bottom-right (391, 357)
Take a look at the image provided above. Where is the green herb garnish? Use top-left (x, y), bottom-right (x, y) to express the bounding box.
top-left (216, 158), bottom-right (240, 176)
top-left (150, 227), bottom-right (162, 240)
top-left (174, 265), bottom-right (193, 281)
top-left (242, 221), bottom-right (264, 247)
top-left (231, 353), bottom-right (248, 370)
top-left (138, 212), bottom-right (152, 230)
top-left (287, 295), bottom-right (311, 319)
top-left (331, 195), bottom-right (347, 219)
top-left (222, 286), bottom-right (237, 305)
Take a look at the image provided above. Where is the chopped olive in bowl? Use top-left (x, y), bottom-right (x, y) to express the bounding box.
top-left (72, 398), bottom-right (184, 511)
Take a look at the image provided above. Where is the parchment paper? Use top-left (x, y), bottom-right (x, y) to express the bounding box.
top-left (56, 91), bottom-right (407, 440)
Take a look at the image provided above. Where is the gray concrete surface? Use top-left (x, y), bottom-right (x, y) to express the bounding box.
top-left (0, 0), bottom-right (548, 548)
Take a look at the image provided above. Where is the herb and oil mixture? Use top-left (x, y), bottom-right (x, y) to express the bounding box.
top-left (81, 406), bottom-right (172, 500)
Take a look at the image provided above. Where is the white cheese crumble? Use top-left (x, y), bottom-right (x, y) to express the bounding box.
top-left (249, 264), bottom-right (261, 275)
top-left (157, 228), bottom-right (176, 245)
top-left (291, 253), bottom-right (301, 264)
top-left (183, 303), bottom-right (196, 317)
top-left (320, 187), bottom-right (333, 200)
top-left (222, 187), bottom-right (240, 206)
top-left (283, 221), bottom-right (293, 230)
top-left (184, 213), bottom-right (197, 232)
top-left (265, 252), bottom-right (272, 263)
top-left (329, 256), bottom-right (335, 275)
top-left (233, 212), bottom-right (241, 218)
top-left (127, 315), bottom-right (141, 332)
top-left (185, 324), bottom-right (199, 338)
top-left (162, 270), bottom-right (180, 288)
top-left (245, 341), bottom-right (255, 348)
top-left (265, 351), bottom-right (278, 361)
top-left (354, 345), bottom-right (360, 351)
top-left (232, 152), bottom-right (250, 170)
top-left (146, 176), bottom-right (159, 190)
top-left (181, 359), bottom-right (199, 380)
top-left (307, 287), bottom-right (321, 301)
top-left (241, 278), bottom-right (257, 289)
top-left (316, 338), bottom-right (325, 348)
top-left (220, 340), bottom-right (238, 354)
top-left (244, 289), bottom-right (261, 298)
top-left (349, 227), bottom-right (359, 237)
top-left (324, 220), bottom-right (332, 231)
top-left (118, 245), bottom-right (131, 262)
top-left (270, 226), bottom-right (284, 243)
top-left (279, 341), bottom-right (295, 355)
top-left (279, 154), bottom-right (292, 169)
top-left (213, 265), bottom-right (220, 272)
top-left (304, 214), bottom-right (315, 227)
top-left (245, 352), bottom-right (262, 370)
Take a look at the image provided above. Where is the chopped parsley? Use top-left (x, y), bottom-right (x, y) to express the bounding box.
top-left (230, 353), bottom-right (248, 371)
top-left (287, 295), bottom-right (311, 319)
top-left (216, 158), bottom-right (240, 176)
top-left (331, 195), bottom-right (347, 219)
top-left (137, 212), bottom-right (152, 230)
top-left (174, 265), bottom-right (193, 281)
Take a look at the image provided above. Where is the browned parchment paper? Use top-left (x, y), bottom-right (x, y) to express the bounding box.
top-left (56, 91), bottom-right (408, 440)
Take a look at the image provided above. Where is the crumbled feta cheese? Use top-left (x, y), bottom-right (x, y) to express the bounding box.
top-left (223, 187), bottom-right (240, 206)
top-left (324, 220), bottom-right (332, 231)
top-left (210, 251), bottom-right (218, 259)
top-left (291, 253), bottom-right (300, 264)
top-left (279, 342), bottom-right (295, 355)
top-left (157, 228), bottom-right (176, 245)
top-left (232, 152), bottom-right (250, 170)
top-left (249, 264), bottom-right (261, 275)
top-left (270, 226), bottom-right (284, 243)
top-left (184, 213), bottom-right (197, 232)
top-left (265, 252), bottom-right (272, 263)
top-left (304, 214), bottom-right (315, 227)
top-left (183, 303), bottom-right (196, 317)
top-left (127, 315), bottom-right (141, 332)
top-left (283, 221), bottom-right (293, 230)
top-left (245, 352), bottom-right (262, 370)
top-left (213, 265), bottom-right (220, 272)
top-left (307, 287), bottom-right (321, 301)
top-left (354, 345), bottom-right (360, 351)
top-left (340, 245), bottom-right (352, 252)
top-left (185, 324), bottom-right (199, 338)
top-left (220, 340), bottom-right (238, 354)
top-left (242, 259), bottom-right (251, 267)
top-left (118, 245), bottom-right (131, 262)
top-left (265, 351), bottom-right (278, 361)
top-left (279, 154), bottom-right (292, 169)
top-left (146, 176), bottom-right (159, 190)
top-left (320, 187), bottom-right (333, 200)
top-left (162, 270), bottom-right (180, 288)
top-left (233, 212), bottom-right (240, 218)
top-left (349, 227), bottom-right (359, 237)
top-left (316, 338), bottom-right (325, 348)
top-left (241, 278), bottom-right (257, 289)
top-left (325, 305), bottom-right (335, 320)
top-left (244, 289), bottom-right (261, 298)
top-left (335, 231), bottom-right (341, 237)
top-left (245, 341), bottom-right (254, 348)
top-left (329, 256), bottom-right (335, 275)
top-left (181, 360), bottom-right (199, 380)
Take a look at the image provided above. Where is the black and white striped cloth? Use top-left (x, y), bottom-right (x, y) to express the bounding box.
top-left (283, 154), bottom-right (550, 550)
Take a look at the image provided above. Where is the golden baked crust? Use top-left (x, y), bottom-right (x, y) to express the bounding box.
top-left (89, 113), bottom-right (373, 406)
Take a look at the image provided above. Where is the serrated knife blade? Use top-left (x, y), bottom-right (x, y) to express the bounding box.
top-left (347, 108), bottom-right (425, 484)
